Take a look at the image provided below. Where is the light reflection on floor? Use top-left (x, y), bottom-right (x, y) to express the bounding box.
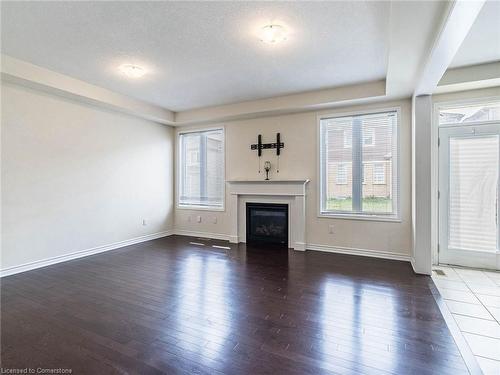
top-left (321, 280), bottom-right (398, 373)
top-left (175, 255), bottom-right (232, 363)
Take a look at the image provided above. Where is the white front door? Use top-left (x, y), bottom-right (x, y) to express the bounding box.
top-left (438, 123), bottom-right (500, 270)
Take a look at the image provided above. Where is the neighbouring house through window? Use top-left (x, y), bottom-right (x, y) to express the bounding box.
top-left (320, 110), bottom-right (398, 218)
top-left (178, 128), bottom-right (224, 209)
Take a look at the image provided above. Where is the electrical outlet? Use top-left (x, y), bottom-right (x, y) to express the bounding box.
top-left (213, 216), bottom-right (217, 224)
top-left (328, 224), bottom-right (334, 234)
top-left (142, 219), bottom-right (147, 226)
top-left (196, 215), bottom-right (202, 223)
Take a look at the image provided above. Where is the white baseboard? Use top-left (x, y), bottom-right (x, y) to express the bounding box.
top-left (173, 229), bottom-right (231, 241)
top-left (306, 243), bottom-right (412, 262)
top-left (294, 242), bottom-right (307, 251)
top-left (410, 258), bottom-right (432, 275)
top-left (174, 230), bottom-right (411, 263)
top-left (410, 257), bottom-right (417, 273)
top-left (2, 229), bottom-right (412, 277)
top-left (0, 229), bottom-right (174, 277)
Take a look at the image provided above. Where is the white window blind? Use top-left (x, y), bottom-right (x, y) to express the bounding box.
top-left (179, 129), bottom-right (224, 209)
top-left (320, 110), bottom-right (398, 217)
top-left (448, 135), bottom-right (499, 252)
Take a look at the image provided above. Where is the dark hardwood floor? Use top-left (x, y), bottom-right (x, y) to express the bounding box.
top-left (1, 235), bottom-right (468, 374)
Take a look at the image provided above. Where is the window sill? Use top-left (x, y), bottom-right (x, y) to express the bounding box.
top-left (318, 212), bottom-right (401, 222)
top-left (177, 204), bottom-right (225, 212)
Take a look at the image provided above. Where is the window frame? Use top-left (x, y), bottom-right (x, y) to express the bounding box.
top-left (317, 107), bottom-right (401, 222)
top-left (176, 126), bottom-right (226, 211)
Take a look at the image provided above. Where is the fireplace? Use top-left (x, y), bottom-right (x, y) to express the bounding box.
top-left (246, 203), bottom-right (288, 246)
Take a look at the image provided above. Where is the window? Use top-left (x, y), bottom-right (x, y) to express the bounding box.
top-left (345, 128), bottom-right (374, 148)
top-left (373, 162), bottom-right (386, 184)
top-left (319, 110), bottom-right (398, 218)
top-left (336, 163), bottom-right (348, 184)
top-left (363, 128), bottom-right (375, 146)
top-left (439, 101), bottom-right (500, 126)
top-left (343, 130), bottom-right (352, 148)
top-left (187, 151), bottom-right (199, 165)
top-left (178, 128), bottom-right (224, 209)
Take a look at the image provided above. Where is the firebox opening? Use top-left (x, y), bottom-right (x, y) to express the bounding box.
top-left (246, 203), bottom-right (288, 247)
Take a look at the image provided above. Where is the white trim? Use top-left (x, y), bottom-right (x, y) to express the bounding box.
top-left (317, 214), bottom-right (402, 223)
top-left (317, 106), bottom-right (401, 221)
top-left (410, 257), bottom-right (417, 273)
top-left (294, 242), bottom-right (307, 251)
top-left (1, 228), bottom-right (413, 278)
top-left (431, 100), bottom-right (441, 266)
top-left (177, 205), bottom-right (225, 212)
top-left (176, 126), bottom-right (226, 212)
top-left (0, 230), bottom-right (174, 277)
top-left (433, 95), bottom-right (500, 111)
top-left (173, 229), bottom-right (231, 241)
top-left (172, 231), bottom-right (411, 263)
top-left (306, 243), bottom-right (411, 262)
top-left (177, 126), bottom-right (225, 135)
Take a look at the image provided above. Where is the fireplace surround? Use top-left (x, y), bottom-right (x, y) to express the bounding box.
top-left (227, 179), bottom-right (309, 250)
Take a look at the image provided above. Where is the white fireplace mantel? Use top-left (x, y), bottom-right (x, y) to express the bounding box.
top-left (227, 179), bottom-right (310, 250)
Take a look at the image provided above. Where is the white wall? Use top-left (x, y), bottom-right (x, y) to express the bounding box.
top-left (175, 99), bottom-right (412, 259)
top-left (432, 86), bottom-right (500, 104)
top-left (1, 81), bottom-right (174, 272)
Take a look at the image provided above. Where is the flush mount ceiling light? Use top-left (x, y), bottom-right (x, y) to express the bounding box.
top-left (259, 24), bottom-right (288, 44)
top-left (118, 64), bottom-right (146, 78)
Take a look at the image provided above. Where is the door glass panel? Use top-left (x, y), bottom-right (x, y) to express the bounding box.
top-left (448, 135), bottom-right (499, 252)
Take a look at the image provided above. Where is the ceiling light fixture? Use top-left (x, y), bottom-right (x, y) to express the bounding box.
top-left (259, 24), bottom-right (288, 44)
top-left (118, 64), bottom-right (146, 78)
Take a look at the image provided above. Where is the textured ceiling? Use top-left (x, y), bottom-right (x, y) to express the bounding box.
top-left (450, 0), bottom-right (500, 68)
top-left (1, 1), bottom-right (390, 111)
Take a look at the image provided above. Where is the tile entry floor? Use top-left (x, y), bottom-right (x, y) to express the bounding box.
top-left (432, 266), bottom-right (500, 374)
